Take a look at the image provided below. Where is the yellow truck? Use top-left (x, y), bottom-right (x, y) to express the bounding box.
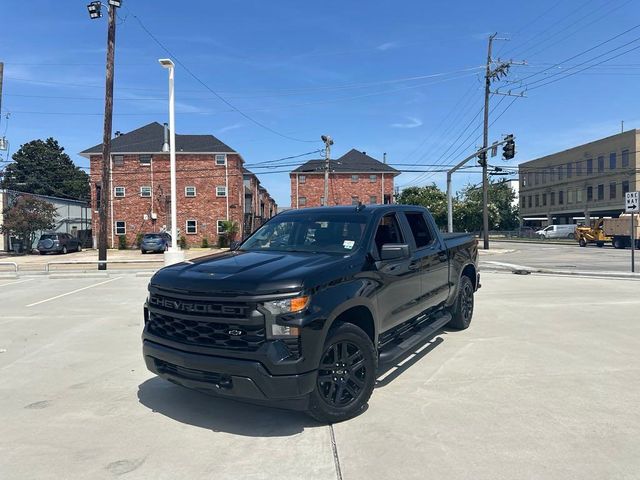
top-left (603, 214), bottom-right (640, 249)
top-left (575, 218), bottom-right (610, 248)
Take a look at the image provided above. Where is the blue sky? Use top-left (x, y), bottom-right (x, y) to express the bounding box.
top-left (2, 0), bottom-right (640, 205)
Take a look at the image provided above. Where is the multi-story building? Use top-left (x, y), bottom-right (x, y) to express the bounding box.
top-left (81, 122), bottom-right (275, 248)
top-left (242, 168), bottom-right (278, 237)
top-left (519, 129), bottom-right (639, 226)
top-left (290, 149), bottom-right (399, 208)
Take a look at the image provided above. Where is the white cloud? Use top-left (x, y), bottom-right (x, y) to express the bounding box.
top-left (376, 41), bottom-right (400, 51)
top-left (391, 116), bottom-right (423, 129)
top-left (216, 123), bottom-right (243, 135)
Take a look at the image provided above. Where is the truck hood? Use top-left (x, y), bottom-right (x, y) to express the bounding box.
top-left (150, 250), bottom-right (359, 296)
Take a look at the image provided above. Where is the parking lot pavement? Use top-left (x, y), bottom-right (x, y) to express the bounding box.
top-left (1, 273), bottom-right (639, 479)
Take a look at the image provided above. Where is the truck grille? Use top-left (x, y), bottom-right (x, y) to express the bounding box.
top-left (147, 313), bottom-right (266, 351)
top-left (147, 293), bottom-right (250, 319)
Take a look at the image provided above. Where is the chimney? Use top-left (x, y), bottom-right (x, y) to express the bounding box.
top-left (383, 152), bottom-right (387, 164)
top-left (162, 122), bottom-right (170, 152)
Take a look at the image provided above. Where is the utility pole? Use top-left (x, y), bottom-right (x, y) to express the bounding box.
top-left (481, 34), bottom-right (496, 250)
top-left (0, 62), bottom-right (4, 121)
top-left (96, 3), bottom-right (118, 270)
top-left (321, 135), bottom-right (333, 206)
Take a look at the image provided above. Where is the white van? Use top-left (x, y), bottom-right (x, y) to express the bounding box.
top-left (535, 224), bottom-right (577, 239)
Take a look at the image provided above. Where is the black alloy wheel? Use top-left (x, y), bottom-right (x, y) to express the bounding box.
top-left (317, 341), bottom-right (367, 408)
top-left (459, 280), bottom-right (474, 323)
top-left (448, 275), bottom-right (474, 330)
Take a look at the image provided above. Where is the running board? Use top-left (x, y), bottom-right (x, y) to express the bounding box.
top-left (377, 311), bottom-right (451, 371)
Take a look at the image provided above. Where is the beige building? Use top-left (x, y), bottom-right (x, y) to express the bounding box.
top-left (519, 129), bottom-right (639, 226)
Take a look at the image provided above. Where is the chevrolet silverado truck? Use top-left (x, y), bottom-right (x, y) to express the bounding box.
top-left (143, 205), bottom-right (479, 423)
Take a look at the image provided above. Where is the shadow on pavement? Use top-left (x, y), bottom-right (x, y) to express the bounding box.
top-left (137, 377), bottom-right (319, 437)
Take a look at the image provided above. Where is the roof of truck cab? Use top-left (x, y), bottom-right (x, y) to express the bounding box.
top-left (278, 205), bottom-right (428, 217)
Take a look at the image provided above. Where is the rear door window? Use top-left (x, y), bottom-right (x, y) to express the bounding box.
top-left (404, 212), bottom-right (434, 249)
top-left (374, 214), bottom-right (404, 256)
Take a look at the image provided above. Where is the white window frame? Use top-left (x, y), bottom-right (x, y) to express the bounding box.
top-left (139, 154), bottom-right (152, 166)
top-left (114, 186), bottom-right (125, 197)
top-left (215, 154), bottom-right (227, 166)
top-left (299, 175), bottom-right (306, 184)
top-left (113, 154), bottom-right (124, 166)
top-left (185, 219), bottom-right (198, 235)
top-left (140, 186), bottom-right (152, 197)
top-left (369, 175), bottom-right (377, 183)
top-left (216, 185), bottom-right (227, 197)
top-left (298, 196), bottom-right (307, 206)
top-left (115, 221), bottom-right (126, 235)
top-left (351, 175), bottom-right (359, 183)
top-left (217, 220), bottom-right (227, 234)
top-left (185, 186), bottom-right (196, 197)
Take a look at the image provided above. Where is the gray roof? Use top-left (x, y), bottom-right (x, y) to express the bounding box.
top-left (80, 122), bottom-right (236, 156)
top-left (291, 149), bottom-right (399, 174)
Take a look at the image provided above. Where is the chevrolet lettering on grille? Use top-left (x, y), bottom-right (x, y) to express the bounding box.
top-left (149, 295), bottom-right (247, 316)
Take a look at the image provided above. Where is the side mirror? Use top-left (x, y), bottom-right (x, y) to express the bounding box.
top-left (380, 243), bottom-right (410, 261)
top-left (229, 240), bottom-right (241, 251)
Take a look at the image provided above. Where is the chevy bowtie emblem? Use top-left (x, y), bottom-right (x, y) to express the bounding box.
top-left (228, 329), bottom-right (244, 336)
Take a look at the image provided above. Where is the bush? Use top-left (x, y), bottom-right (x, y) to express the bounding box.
top-left (179, 236), bottom-right (187, 249)
top-left (217, 235), bottom-right (229, 248)
top-left (118, 235), bottom-right (127, 250)
top-left (135, 232), bottom-right (144, 247)
top-left (201, 237), bottom-right (209, 248)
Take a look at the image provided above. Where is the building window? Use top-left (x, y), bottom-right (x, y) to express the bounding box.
top-left (559, 190), bottom-right (564, 205)
top-left (597, 184), bottom-right (604, 201)
top-left (298, 196), bottom-right (306, 206)
top-left (622, 180), bottom-right (630, 195)
top-left (550, 192), bottom-right (555, 206)
top-left (299, 175), bottom-right (306, 184)
top-left (549, 167), bottom-right (555, 182)
top-left (215, 154), bottom-right (227, 166)
top-left (542, 170), bottom-right (547, 184)
top-left (113, 154), bottom-right (124, 166)
top-left (185, 186), bottom-right (196, 197)
top-left (609, 152), bottom-right (617, 170)
top-left (610, 182), bottom-right (617, 199)
top-left (577, 189), bottom-right (583, 203)
top-left (320, 196), bottom-right (325, 206)
top-left (542, 193), bottom-right (547, 206)
top-left (528, 172), bottom-right (533, 186)
top-left (186, 220), bottom-right (197, 234)
top-left (535, 195), bottom-right (539, 207)
top-left (351, 196), bottom-right (359, 205)
top-left (351, 175), bottom-right (359, 183)
top-left (622, 149), bottom-right (629, 168)
top-left (115, 221), bottom-right (126, 235)
top-left (217, 220), bottom-right (227, 234)
top-left (528, 196), bottom-right (532, 208)
top-left (114, 186), bottom-right (125, 197)
top-left (566, 162), bottom-right (573, 178)
top-left (568, 190), bottom-right (574, 204)
top-left (586, 159), bottom-right (593, 175)
top-left (576, 161), bottom-right (583, 176)
top-left (139, 154), bottom-right (152, 165)
top-left (370, 195), bottom-right (377, 204)
top-left (369, 175), bottom-right (377, 183)
top-left (557, 165), bottom-right (563, 180)
top-left (216, 186), bottom-right (227, 197)
top-left (587, 186), bottom-right (593, 202)
top-left (597, 156), bottom-right (604, 173)
top-left (140, 186), bottom-right (151, 197)
top-left (535, 173), bottom-right (540, 185)
top-left (520, 196), bottom-right (525, 208)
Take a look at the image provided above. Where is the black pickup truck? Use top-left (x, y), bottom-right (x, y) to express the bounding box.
top-left (143, 205), bottom-right (479, 422)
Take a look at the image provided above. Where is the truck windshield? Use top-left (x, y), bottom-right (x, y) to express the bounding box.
top-left (241, 213), bottom-right (368, 254)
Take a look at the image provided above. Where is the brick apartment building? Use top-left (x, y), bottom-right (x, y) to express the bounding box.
top-left (81, 122), bottom-right (276, 248)
top-left (243, 167), bottom-right (277, 238)
top-left (290, 149), bottom-right (399, 208)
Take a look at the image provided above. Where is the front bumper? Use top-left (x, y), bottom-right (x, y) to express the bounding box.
top-left (143, 340), bottom-right (316, 410)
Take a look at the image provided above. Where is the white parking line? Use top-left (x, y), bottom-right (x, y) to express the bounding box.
top-left (26, 277), bottom-right (121, 307)
top-left (0, 279), bottom-right (34, 288)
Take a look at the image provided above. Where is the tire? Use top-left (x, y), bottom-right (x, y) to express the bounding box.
top-left (141, 250), bottom-right (146, 254)
top-left (568, 233), bottom-right (575, 239)
top-left (579, 238), bottom-right (586, 247)
top-left (307, 323), bottom-right (376, 423)
top-left (77, 244), bottom-right (82, 252)
top-left (596, 241), bottom-right (604, 248)
top-left (39, 251), bottom-right (46, 255)
top-left (448, 275), bottom-right (474, 330)
top-left (62, 246), bottom-right (68, 255)
top-left (613, 238), bottom-right (624, 249)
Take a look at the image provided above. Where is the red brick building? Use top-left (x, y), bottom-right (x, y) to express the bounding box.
top-left (81, 122), bottom-right (275, 248)
top-left (290, 149), bottom-right (399, 208)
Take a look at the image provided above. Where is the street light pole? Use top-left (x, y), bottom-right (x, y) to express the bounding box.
top-left (159, 59), bottom-right (184, 266)
top-left (321, 135), bottom-right (333, 206)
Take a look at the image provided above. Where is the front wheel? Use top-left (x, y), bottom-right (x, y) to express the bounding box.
top-left (579, 238), bottom-right (586, 247)
top-left (307, 323), bottom-right (376, 423)
top-left (77, 244), bottom-right (82, 252)
top-left (596, 241), bottom-right (604, 248)
top-left (61, 246), bottom-right (68, 254)
top-left (448, 275), bottom-right (474, 330)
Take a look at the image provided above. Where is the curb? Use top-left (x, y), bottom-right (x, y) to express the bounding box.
top-left (481, 260), bottom-right (640, 279)
top-left (488, 239), bottom-right (577, 246)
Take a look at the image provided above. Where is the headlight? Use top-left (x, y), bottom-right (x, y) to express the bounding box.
top-left (262, 296), bottom-right (309, 315)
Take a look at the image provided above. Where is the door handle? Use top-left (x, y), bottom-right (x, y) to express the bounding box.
top-left (408, 262), bottom-right (419, 271)
top-left (438, 252), bottom-right (448, 262)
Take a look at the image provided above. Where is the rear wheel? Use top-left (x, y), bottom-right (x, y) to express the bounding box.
top-left (61, 246), bottom-right (68, 254)
top-left (448, 275), bottom-right (474, 330)
top-left (579, 238), bottom-right (586, 247)
top-left (567, 233), bottom-right (575, 239)
top-left (613, 238), bottom-right (625, 249)
top-left (596, 241), bottom-right (604, 248)
top-left (307, 323), bottom-right (376, 423)
top-left (77, 244), bottom-right (82, 252)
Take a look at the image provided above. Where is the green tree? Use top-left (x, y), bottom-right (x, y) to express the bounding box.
top-left (455, 179), bottom-right (519, 232)
top-left (396, 184), bottom-right (448, 229)
top-left (1, 138), bottom-right (89, 201)
top-left (0, 195), bottom-right (57, 253)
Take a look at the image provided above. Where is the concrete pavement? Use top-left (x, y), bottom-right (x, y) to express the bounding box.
top-left (1, 273), bottom-right (639, 479)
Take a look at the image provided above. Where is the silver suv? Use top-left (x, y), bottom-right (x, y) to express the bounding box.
top-left (37, 233), bottom-right (82, 255)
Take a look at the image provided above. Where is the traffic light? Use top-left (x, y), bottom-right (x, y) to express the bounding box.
top-left (477, 151), bottom-right (487, 167)
top-left (503, 134), bottom-right (515, 160)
